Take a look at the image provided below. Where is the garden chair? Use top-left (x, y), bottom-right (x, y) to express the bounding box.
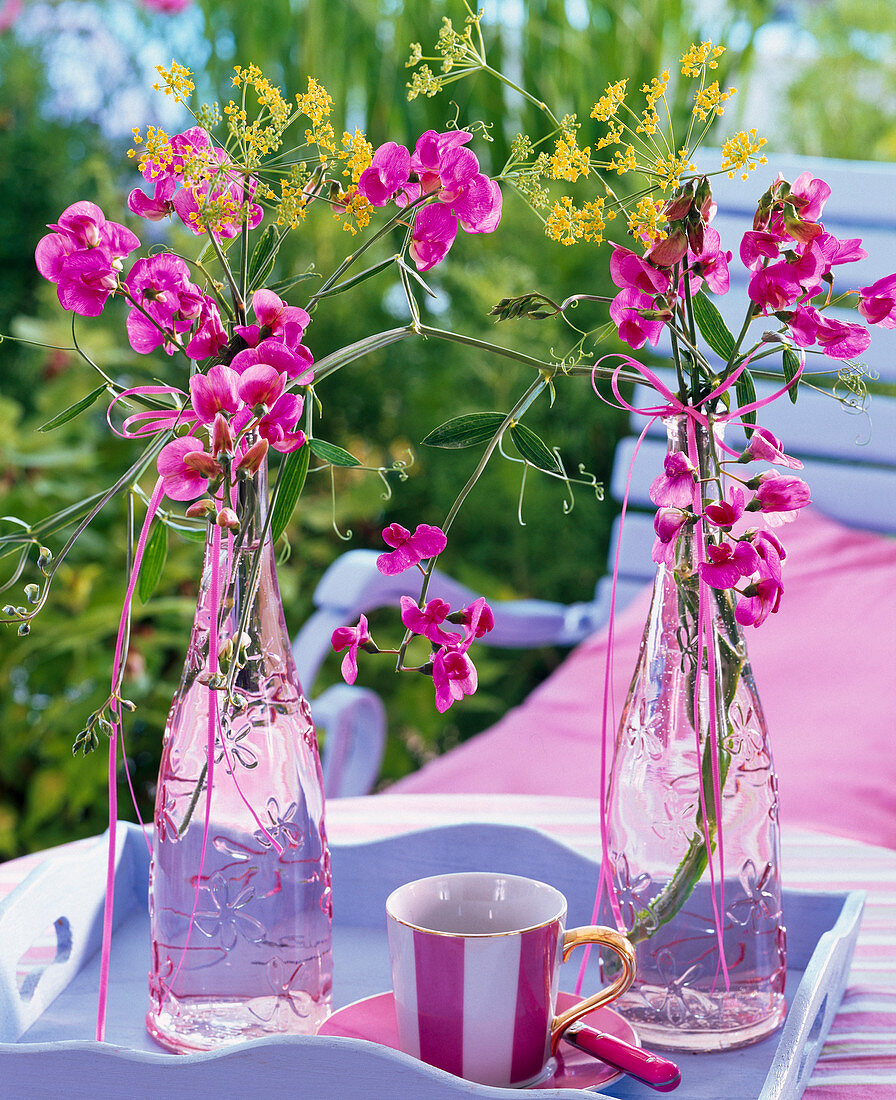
top-left (296, 152), bottom-right (896, 836)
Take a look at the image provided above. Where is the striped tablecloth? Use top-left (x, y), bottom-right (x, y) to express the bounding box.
top-left (1, 793), bottom-right (893, 1097)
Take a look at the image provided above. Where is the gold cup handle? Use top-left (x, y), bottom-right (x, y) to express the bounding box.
top-left (549, 925), bottom-right (637, 1054)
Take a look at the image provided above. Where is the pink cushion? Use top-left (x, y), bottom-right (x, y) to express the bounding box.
top-left (392, 510), bottom-right (896, 849)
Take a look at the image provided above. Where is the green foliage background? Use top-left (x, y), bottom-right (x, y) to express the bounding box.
top-left (0, 0), bottom-right (889, 857)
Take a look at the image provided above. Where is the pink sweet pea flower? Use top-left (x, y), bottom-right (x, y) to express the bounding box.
top-left (399, 595), bottom-right (458, 646)
top-left (651, 507), bottom-right (691, 564)
top-left (457, 596), bottom-right (495, 639)
top-left (189, 365), bottom-right (241, 423)
top-left (185, 295), bottom-right (228, 360)
top-left (704, 486), bottom-right (746, 528)
top-left (357, 142), bottom-right (413, 207)
top-left (410, 202), bottom-right (458, 272)
top-left (239, 393), bottom-right (306, 453)
top-left (649, 451), bottom-right (698, 508)
top-left (609, 246), bottom-right (671, 295)
top-left (157, 436), bottom-right (220, 501)
top-left (230, 337), bottom-right (314, 382)
top-left (789, 171), bottom-right (831, 223)
top-left (609, 288), bottom-right (666, 350)
top-left (331, 614), bottom-right (371, 685)
top-left (124, 253), bottom-right (199, 354)
top-left (739, 230), bottom-right (783, 271)
top-left (35, 201), bottom-right (140, 316)
top-left (735, 577), bottom-right (783, 628)
top-left (741, 427), bottom-right (803, 470)
top-left (127, 177), bottom-right (177, 221)
top-left (788, 304), bottom-right (871, 360)
top-left (746, 472), bottom-right (811, 524)
top-left (859, 273), bottom-right (896, 329)
top-left (452, 173), bottom-right (503, 234)
top-left (411, 130), bottom-right (473, 189)
top-left (699, 539), bottom-right (761, 590)
top-left (687, 227), bottom-right (731, 295)
top-left (376, 523), bottom-right (448, 575)
top-left (236, 364), bottom-right (286, 409)
top-left (432, 642), bottom-right (478, 713)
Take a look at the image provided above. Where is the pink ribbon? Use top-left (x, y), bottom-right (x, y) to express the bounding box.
top-left (573, 351), bottom-right (803, 996)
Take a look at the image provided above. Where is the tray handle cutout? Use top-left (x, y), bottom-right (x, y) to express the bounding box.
top-left (16, 918), bottom-right (73, 1003)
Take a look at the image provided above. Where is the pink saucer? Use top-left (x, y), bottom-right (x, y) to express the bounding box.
top-left (318, 990), bottom-right (638, 1090)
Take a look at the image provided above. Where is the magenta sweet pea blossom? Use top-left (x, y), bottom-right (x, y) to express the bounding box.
top-left (746, 471), bottom-right (811, 523)
top-left (331, 614), bottom-right (372, 685)
top-left (787, 304), bottom-right (870, 360)
top-left (399, 595), bottom-right (458, 646)
top-left (185, 295), bottom-right (228, 360)
top-left (230, 337), bottom-right (315, 382)
top-left (686, 227), bottom-right (731, 295)
top-left (376, 523), bottom-right (448, 575)
top-left (409, 203), bottom-right (458, 271)
top-left (157, 436), bottom-right (220, 501)
top-left (124, 253), bottom-right (202, 354)
top-left (609, 246), bottom-right (671, 295)
top-left (649, 451), bottom-right (698, 508)
top-left (235, 363), bottom-right (286, 409)
top-left (859, 273), bottom-right (896, 328)
top-left (357, 142), bottom-right (417, 207)
top-left (431, 641), bottom-right (478, 713)
top-left (735, 577), bottom-right (783, 628)
top-left (704, 486), bottom-right (746, 528)
top-left (457, 596), bottom-right (495, 640)
top-left (35, 201), bottom-right (140, 317)
top-left (189, 365), bottom-right (241, 423)
top-left (699, 539), bottom-right (761, 590)
top-left (232, 392), bottom-right (306, 453)
top-left (741, 427), bottom-right (803, 470)
top-left (609, 288), bottom-right (666, 350)
top-left (363, 130), bottom-right (502, 271)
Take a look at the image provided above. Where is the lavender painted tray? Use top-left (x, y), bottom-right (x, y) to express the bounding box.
top-left (0, 823), bottom-right (863, 1099)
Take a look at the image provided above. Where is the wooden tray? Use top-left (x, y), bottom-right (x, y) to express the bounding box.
top-left (0, 822), bottom-right (864, 1098)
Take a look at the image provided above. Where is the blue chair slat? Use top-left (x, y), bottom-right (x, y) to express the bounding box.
top-left (297, 151), bottom-right (896, 796)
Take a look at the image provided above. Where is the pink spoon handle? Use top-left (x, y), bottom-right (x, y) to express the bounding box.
top-left (563, 1021), bottom-right (681, 1091)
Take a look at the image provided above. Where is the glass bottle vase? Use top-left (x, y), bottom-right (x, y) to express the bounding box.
top-left (146, 459), bottom-right (332, 1053)
top-left (601, 414), bottom-right (786, 1051)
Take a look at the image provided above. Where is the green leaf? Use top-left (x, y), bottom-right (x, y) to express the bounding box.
top-left (509, 423), bottom-right (561, 472)
top-left (782, 348), bottom-right (801, 405)
top-left (137, 521), bottom-right (168, 603)
top-left (313, 255), bottom-right (397, 299)
top-left (247, 225), bottom-right (280, 291)
top-left (422, 412), bottom-right (506, 449)
top-left (692, 292), bottom-right (736, 361)
top-left (267, 269), bottom-right (319, 295)
top-left (37, 385), bottom-right (107, 432)
top-left (269, 444), bottom-right (310, 543)
top-left (735, 367), bottom-right (758, 426)
top-left (308, 438), bottom-right (361, 467)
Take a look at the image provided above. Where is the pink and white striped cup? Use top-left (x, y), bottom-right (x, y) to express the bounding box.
top-left (386, 871), bottom-right (636, 1088)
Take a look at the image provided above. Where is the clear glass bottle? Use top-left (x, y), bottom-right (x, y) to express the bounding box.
top-left (146, 457), bottom-right (332, 1053)
top-left (602, 414), bottom-right (786, 1051)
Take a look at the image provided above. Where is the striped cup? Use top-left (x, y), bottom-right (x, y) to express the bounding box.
top-left (386, 871), bottom-right (636, 1088)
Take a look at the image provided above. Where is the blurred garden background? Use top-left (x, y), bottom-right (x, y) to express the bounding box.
top-left (1, 0), bottom-right (894, 857)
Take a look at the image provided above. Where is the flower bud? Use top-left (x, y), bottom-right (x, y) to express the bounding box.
top-left (235, 437), bottom-right (269, 477)
top-left (17, 622), bottom-right (30, 636)
top-left (212, 413), bottom-right (235, 457)
top-left (182, 450), bottom-right (223, 478)
top-left (216, 507), bottom-right (240, 531)
top-left (38, 546), bottom-right (53, 574)
top-left (24, 583), bottom-right (40, 604)
top-left (185, 498), bottom-right (217, 520)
